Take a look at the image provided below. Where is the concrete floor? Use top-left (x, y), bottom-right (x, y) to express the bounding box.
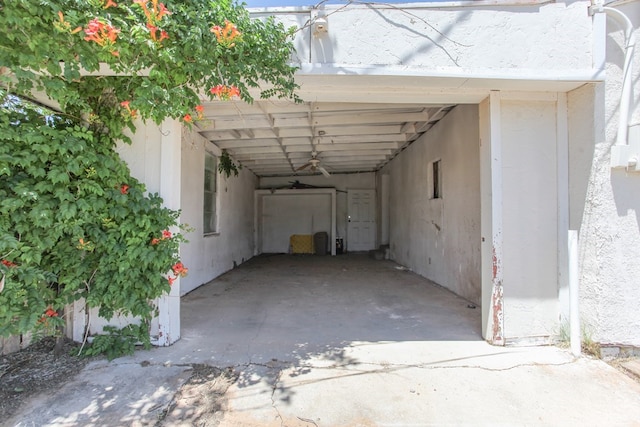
top-left (166, 253), bottom-right (482, 367)
top-left (8, 254), bottom-right (640, 426)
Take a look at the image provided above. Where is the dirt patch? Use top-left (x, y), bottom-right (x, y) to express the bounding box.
top-left (0, 337), bottom-right (91, 420)
top-left (2, 340), bottom-right (241, 425)
top-left (157, 364), bottom-right (238, 426)
top-left (609, 358), bottom-right (640, 383)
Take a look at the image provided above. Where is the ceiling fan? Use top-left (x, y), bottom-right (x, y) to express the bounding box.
top-left (295, 152), bottom-right (331, 177)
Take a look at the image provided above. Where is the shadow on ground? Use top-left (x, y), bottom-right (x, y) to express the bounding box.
top-left (13, 255), bottom-right (640, 426)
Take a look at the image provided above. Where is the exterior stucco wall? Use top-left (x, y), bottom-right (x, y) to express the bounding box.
top-left (259, 173), bottom-right (375, 250)
top-left (180, 127), bottom-right (257, 295)
top-left (500, 100), bottom-right (559, 340)
top-left (568, 83), bottom-right (599, 232)
top-left (116, 121), bottom-right (163, 194)
top-left (314, 2), bottom-right (590, 70)
top-left (257, 1), bottom-right (594, 81)
top-left (576, 3), bottom-right (640, 346)
top-left (381, 105), bottom-right (481, 304)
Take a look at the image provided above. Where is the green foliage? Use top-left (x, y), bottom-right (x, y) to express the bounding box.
top-left (0, 0), bottom-right (300, 141)
top-left (0, 97), bottom-right (185, 337)
top-left (218, 149), bottom-right (242, 178)
top-left (80, 324), bottom-right (151, 361)
top-left (0, 0), bottom-right (298, 355)
top-left (555, 319), bottom-right (601, 358)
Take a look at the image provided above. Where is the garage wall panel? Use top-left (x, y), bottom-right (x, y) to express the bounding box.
top-left (180, 127), bottom-right (257, 295)
top-left (382, 104), bottom-right (481, 304)
top-left (259, 174), bottom-right (375, 249)
top-left (501, 100), bottom-right (559, 339)
top-left (260, 193), bottom-right (332, 253)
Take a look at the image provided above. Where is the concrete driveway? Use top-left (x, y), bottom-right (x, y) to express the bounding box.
top-left (8, 254), bottom-right (640, 426)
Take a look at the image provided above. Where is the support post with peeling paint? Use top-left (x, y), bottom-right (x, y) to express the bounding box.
top-left (488, 91), bottom-right (505, 345)
top-left (480, 91), bottom-right (505, 345)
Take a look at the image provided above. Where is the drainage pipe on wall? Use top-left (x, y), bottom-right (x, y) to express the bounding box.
top-left (568, 230), bottom-right (581, 357)
top-left (590, 1), bottom-right (637, 167)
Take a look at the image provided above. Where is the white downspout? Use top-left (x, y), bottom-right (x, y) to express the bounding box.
top-left (568, 230), bottom-right (581, 357)
top-left (590, 1), bottom-right (638, 169)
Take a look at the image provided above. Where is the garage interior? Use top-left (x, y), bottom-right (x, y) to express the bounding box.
top-left (185, 98), bottom-right (482, 312)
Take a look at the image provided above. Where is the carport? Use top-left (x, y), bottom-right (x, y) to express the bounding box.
top-left (179, 95), bottom-right (486, 344)
top-left (79, 1), bottom-right (599, 349)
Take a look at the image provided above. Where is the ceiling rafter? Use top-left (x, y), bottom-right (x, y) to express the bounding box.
top-left (258, 102), bottom-right (296, 174)
top-left (197, 101), bottom-right (455, 177)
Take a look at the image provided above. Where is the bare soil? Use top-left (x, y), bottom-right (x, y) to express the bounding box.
top-left (156, 364), bottom-right (238, 426)
top-left (1, 339), bottom-right (236, 426)
top-left (0, 337), bottom-right (90, 420)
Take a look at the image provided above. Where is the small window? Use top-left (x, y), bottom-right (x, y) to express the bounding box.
top-left (429, 159), bottom-right (442, 199)
top-left (204, 152), bottom-right (218, 234)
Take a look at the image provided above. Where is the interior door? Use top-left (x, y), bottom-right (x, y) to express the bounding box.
top-left (347, 190), bottom-right (376, 251)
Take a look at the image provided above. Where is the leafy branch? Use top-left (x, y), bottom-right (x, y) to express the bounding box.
top-left (0, 0), bottom-right (300, 357)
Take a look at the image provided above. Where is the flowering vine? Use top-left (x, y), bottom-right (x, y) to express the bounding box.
top-left (211, 20), bottom-right (242, 48)
top-left (151, 229), bottom-right (173, 245)
top-left (0, 0), bottom-right (298, 354)
top-left (133, 0), bottom-right (171, 44)
top-left (210, 85), bottom-right (241, 101)
top-left (55, 12), bottom-right (82, 34)
top-left (84, 18), bottom-right (120, 56)
top-left (134, 0), bottom-right (171, 25)
top-left (1, 259), bottom-right (17, 268)
top-left (182, 105), bottom-right (205, 124)
top-left (171, 262), bottom-right (188, 277)
top-left (120, 100), bottom-right (137, 119)
top-left (195, 105), bottom-right (204, 119)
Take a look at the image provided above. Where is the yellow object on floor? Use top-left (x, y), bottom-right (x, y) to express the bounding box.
top-left (290, 234), bottom-right (314, 254)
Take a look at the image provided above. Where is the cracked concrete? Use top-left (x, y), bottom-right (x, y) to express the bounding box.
top-left (7, 255), bottom-right (640, 426)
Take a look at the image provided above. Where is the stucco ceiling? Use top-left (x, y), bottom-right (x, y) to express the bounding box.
top-left (196, 100), bottom-right (454, 177)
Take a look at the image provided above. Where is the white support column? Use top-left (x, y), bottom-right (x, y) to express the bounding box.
top-left (71, 299), bottom-right (87, 343)
top-left (331, 189), bottom-right (337, 256)
top-left (489, 91), bottom-right (505, 346)
top-left (480, 91), bottom-right (505, 345)
top-left (254, 192), bottom-right (260, 256)
top-left (155, 119), bottom-right (182, 346)
top-left (380, 173), bottom-right (390, 245)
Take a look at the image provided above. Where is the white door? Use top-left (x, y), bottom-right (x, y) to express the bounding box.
top-left (347, 190), bottom-right (376, 251)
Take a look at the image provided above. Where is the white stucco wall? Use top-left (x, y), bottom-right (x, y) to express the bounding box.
top-left (575, 3), bottom-right (640, 346)
top-left (312, 2), bottom-right (590, 70)
top-left (500, 99), bottom-right (560, 340)
top-left (255, 1), bottom-right (597, 96)
top-left (116, 121), bottom-right (163, 194)
top-left (259, 173), bottom-right (375, 249)
top-left (381, 105), bottom-right (481, 304)
top-left (568, 84), bottom-right (599, 232)
top-left (180, 127), bottom-right (257, 295)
